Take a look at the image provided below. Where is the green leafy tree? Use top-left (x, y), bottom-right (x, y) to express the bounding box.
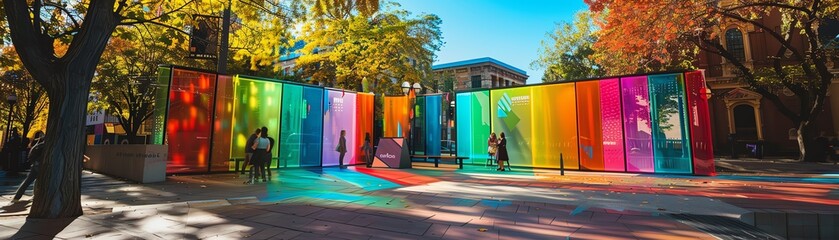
top-left (533, 11), bottom-right (604, 82)
top-left (295, 1), bottom-right (443, 94)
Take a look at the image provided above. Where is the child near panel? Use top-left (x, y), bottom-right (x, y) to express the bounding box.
top-left (487, 133), bottom-right (498, 166)
top-left (496, 132), bottom-right (509, 171)
top-left (362, 133), bottom-right (373, 167)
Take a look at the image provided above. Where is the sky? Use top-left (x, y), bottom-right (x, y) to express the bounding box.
top-left (398, 0), bottom-right (589, 84)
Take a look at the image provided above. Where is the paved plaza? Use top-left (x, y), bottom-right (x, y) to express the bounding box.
top-left (0, 160), bottom-right (837, 239)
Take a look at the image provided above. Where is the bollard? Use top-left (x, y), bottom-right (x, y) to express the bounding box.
top-left (560, 153), bottom-right (565, 176)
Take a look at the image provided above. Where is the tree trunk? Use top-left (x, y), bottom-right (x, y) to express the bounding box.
top-left (797, 120), bottom-right (824, 162)
top-left (29, 74), bottom-right (90, 218)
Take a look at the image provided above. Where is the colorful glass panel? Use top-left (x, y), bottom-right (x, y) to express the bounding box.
top-left (621, 76), bottom-right (655, 173)
top-left (600, 79), bottom-right (626, 172)
top-left (165, 69), bottom-right (216, 173)
top-left (576, 81), bottom-right (605, 171)
top-left (649, 74), bottom-right (693, 174)
top-left (322, 90), bottom-right (357, 166)
top-left (685, 71), bottom-right (716, 175)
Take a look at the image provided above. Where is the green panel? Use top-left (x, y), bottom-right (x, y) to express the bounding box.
top-left (150, 66), bottom-right (171, 145)
top-left (491, 87), bottom-right (533, 167)
top-left (230, 76), bottom-right (283, 168)
top-left (279, 84), bottom-right (303, 167)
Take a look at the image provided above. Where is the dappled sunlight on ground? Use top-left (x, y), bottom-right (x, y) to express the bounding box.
top-left (0, 162), bottom-right (837, 238)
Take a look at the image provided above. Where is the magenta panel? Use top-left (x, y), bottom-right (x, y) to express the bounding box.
top-left (322, 91), bottom-right (358, 166)
top-left (620, 76), bottom-right (654, 173)
top-left (599, 79), bottom-right (626, 172)
top-left (685, 71), bottom-right (716, 175)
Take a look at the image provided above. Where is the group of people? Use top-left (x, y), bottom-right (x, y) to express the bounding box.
top-left (242, 127), bottom-right (273, 184)
top-left (487, 132), bottom-right (509, 171)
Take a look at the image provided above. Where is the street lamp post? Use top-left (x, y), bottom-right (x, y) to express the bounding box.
top-left (449, 100), bottom-right (455, 156)
top-left (402, 81), bottom-right (421, 156)
top-left (4, 93), bottom-right (18, 145)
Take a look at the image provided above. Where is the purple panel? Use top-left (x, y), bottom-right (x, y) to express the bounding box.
top-left (322, 91), bottom-right (358, 166)
top-left (621, 76), bottom-right (654, 173)
top-left (599, 79), bottom-right (626, 172)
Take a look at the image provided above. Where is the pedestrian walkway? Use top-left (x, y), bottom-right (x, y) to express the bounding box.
top-left (1, 162), bottom-right (836, 239)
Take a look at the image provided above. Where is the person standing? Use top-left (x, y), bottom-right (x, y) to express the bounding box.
top-left (487, 133), bottom-right (498, 166)
top-left (362, 133), bottom-right (373, 167)
top-left (242, 129), bottom-right (261, 175)
top-left (496, 132), bottom-right (509, 171)
top-left (4, 129), bottom-right (22, 174)
top-left (13, 131), bottom-right (44, 202)
top-left (266, 135), bottom-right (275, 178)
top-left (336, 130), bottom-right (347, 168)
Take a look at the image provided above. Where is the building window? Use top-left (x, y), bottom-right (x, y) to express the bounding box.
top-left (725, 28), bottom-right (746, 61)
top-left (471, 75), bottom-right (482, 88)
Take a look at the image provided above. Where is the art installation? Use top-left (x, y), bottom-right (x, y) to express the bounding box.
top-left (153, 66), bottom-right (374, 173)
top-left (153, 66), bottom-right (712, 176)
top-left (455, 71), bottom-right (715, 175)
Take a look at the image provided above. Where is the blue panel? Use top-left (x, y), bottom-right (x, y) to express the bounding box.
top-left (425, 95), bottom-right (442, 156)
top-left (301, 86), bottom-right (324, 167)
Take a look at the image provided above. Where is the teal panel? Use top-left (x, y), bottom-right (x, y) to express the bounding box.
top-left (649, 74), bottom-right (692, 174)
top-left (279, 85), bottom-right (303, 167)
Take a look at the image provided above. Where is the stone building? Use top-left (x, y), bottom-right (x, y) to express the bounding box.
top-left (432, 57), bottom-right (529, 90)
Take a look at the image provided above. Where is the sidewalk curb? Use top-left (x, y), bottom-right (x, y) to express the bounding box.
top-left (109, 196), bottom-right (260, 213)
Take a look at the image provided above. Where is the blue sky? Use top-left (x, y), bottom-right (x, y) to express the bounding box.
top-left (398, 0), bottom-right (589, 84)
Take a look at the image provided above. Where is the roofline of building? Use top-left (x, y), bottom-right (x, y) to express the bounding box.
top-left (431, 57), bottom-right (528, 76)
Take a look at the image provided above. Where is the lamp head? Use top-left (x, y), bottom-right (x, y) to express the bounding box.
top-left (6, 93), bottom-right (17, 105)
top-left (401, 81), bottom-right (410, 95)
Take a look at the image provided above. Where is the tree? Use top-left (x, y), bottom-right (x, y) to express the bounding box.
top-left (2, 0), bottom-right (296, 218)
top-left (0, 47), bottom-right (49, 140)
top-left (586, 0), bottom-right (839, 162)
top-left (91, 26), bottom-right (196, 144)
top-left (295, 1), bottom-right (442, 94)
top-left (533, 11), bottom-right (605, 82)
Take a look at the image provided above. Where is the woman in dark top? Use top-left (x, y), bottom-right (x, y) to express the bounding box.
top-left (337, 130), bottom-right (347, 168)
top-left (496, 132), bottom-right (509, 171)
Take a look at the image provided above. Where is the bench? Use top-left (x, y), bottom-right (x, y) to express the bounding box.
top-left (411, 155), bottom-right (468, 169)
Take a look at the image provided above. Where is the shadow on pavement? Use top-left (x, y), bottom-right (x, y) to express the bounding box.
top-left (12, 217), bottom-right (75, 239)
top-left (0, 200), bottom-right (30, 215)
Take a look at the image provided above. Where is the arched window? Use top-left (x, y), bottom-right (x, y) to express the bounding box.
top-left (725, 29), bottom-right (746, 61)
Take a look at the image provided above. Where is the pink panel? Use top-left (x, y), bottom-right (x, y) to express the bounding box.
top-left (599, 79), bottom-right (626, 172)
top-left (685, 71), bottom-right (716, 175)
top-left (621, 76), bottom-right (654, 173)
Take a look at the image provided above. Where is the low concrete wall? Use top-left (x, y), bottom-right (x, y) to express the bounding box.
top-left (84, 145), bottom-right (167, 183)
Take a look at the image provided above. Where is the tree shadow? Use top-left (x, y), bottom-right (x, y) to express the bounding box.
top-left (12, 216), bottom-right (76, 239)
top-left (0, 200), bottom-right (30, 215)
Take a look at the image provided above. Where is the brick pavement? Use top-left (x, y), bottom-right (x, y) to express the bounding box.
top-left (0, 161), bottom-right (836, 239)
